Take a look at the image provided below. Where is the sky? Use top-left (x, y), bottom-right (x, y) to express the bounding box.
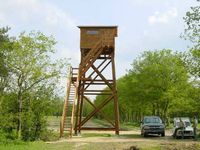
top-left (0, 0), bottom-right (199, 90)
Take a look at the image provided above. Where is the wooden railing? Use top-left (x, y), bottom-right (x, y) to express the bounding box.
top-left (80, 40), bottom-right (103, 77)
top-left (60, 66), bottom-right (72, 137)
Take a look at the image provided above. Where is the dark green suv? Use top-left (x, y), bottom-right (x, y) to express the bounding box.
top-left (141, 116), bottom-right (165, 137)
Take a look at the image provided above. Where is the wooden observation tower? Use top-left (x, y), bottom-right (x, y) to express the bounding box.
top-left (60, 26), bottom-right (120, 137)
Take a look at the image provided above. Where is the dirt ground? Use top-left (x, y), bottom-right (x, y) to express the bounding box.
top-left (47, 130), bottom-right (200, 150)
top-left (47, 117), bottom-right (200, 149)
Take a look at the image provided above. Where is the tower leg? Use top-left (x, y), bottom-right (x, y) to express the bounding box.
top-left (111, 52), bottom-right (120, 135)
top-left (74, 86), bottom-right (81, 135)
top-left (78, 84), bottom-right (84, 134)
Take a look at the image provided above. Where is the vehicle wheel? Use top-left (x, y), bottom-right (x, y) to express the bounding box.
top-left (141, 129), bottom-right (145, 136)
top-left (161, 132), bottom-right (165, 137)
top-left (143, 132), bottom-right (147, 137)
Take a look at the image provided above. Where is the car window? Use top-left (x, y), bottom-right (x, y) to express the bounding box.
top-left (144, 118), bottom-right (161, 123)
top-left (176, 121), bottom-right (190, 127)
top-left (185, 121), bottom-right (190, 126)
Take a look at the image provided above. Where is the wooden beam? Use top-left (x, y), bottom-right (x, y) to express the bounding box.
top-left (83, 96), bottom-right (115, 127)
top-left (91, 65), bottom-right (113, 90)
top-left (78, 94), bottom-right (114, 127)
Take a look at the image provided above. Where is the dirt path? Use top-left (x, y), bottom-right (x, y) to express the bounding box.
top-left (47, 130), bottom-right (190, 143)
top-left (46, 129), bottom-right (200, 150)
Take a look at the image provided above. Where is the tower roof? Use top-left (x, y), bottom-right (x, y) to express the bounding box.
top-left (78, 26), bottom-right (117, 28)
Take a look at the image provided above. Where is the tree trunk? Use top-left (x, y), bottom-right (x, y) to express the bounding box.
top-left (156, 103), bottom-right (160, 116)
top-left (17, 90), bottom-right (22, 139)
top-left (163, 100), bottom-right (169, 126)
top-left (152, 103), bottom-right (156, 115)
top-left (17, 74), bottom-right (24, 139)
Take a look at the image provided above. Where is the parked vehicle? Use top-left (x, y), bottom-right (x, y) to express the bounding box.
top-left (172, 117), bottom-right (194, 138)
top-left (140, 116), bottom-right (165, 137)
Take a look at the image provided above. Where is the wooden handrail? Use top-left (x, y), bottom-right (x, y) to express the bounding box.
top-left (79, 40), bottom-right (104, 77)
top-left (60, 66), bottom-right (72, 137)
top-left (82, 40), bottom-right (102, 65)
top-left (69, 65), bottom-right (80, 137)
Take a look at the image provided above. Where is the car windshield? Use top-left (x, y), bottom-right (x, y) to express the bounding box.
top-left (144, 117), bottom-right (161, 124)
top-left (176, 121), bottom-right (190, 127)
top-left (185, 121), bottom-right (190, 126)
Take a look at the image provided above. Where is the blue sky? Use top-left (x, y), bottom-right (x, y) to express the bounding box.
top-left (0, 0), bottom-right (199, 78)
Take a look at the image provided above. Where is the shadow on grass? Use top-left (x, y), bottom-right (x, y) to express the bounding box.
top-left (81, 133), bottom-right (113, 138)
top-left (81, 132), bottom-right (169, 139)
top-left (118, 134), bottom-right (142, 138)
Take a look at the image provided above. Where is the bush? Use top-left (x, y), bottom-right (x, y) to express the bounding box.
top-left (40, 130), bottom-right (60, 141)
top-left (0, 130), bottom-right (24, 144)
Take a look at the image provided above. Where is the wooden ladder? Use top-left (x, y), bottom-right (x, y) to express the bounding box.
top-left (60, 67), bottom-right (79, 138)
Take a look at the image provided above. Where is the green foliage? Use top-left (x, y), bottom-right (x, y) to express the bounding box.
top-left (0, 27), bottom-right (11, 92)
top-left (183, 2), bottom-right (200, 46)
top-left (182, 2), bottom-right (200, 77)
top-left (94, 50), bottom-right (197, 124)
top-left (95, 92), bottom-right (115, 120)
top-left (82, 98), bottom-right (94, 117)
top-left (0, 28), bottom-right (67, 142)
top-left (182, 50), bottom-right (200, 78)
top-left (129, 50), bottom-right (191, 121)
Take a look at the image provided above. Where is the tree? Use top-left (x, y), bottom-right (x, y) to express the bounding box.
top-left (180, 2), bottom-right (200, 119)
top-left (182, 1), bottom-right (200, 77)
top-left (0, 27), bottom-right (17, 141)
top-left (5, 31), bottom-right (66, 139)
top-left (183, 2), bottom-right (200, 47)
top-left (129, 50), bottom-right (190, 122)
top-left (0, 27), bottom-right (11, 92)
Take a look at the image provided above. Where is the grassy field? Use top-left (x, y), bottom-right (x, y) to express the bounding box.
top-left (0, 141), bottom-right (74, 150)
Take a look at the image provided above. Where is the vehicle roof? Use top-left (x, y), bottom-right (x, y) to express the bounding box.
top-left (144, 116), bottom-right (161, 118)
top-left (174, 117), bottom-right (190, 122)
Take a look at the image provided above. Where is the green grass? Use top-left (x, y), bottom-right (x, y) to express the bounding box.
top-left (0, 141), bottom-right (74, 150)
top-left (120, 122), bottom-right (140, 130)
top-left (46, 116), bottom-right (61, 122)
top-left (81, 133), bottom-right (113, 138)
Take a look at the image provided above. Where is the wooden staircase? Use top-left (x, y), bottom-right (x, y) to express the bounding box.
top-left (60, 67), bottom-right (79, 138)
top-left (60, 39), bottom-right (105, 137)
top-left (80, 40), bottom-right (103, 77)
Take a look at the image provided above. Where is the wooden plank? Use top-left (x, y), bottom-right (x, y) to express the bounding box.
top-left (78, 94), bottom-right (114, 127)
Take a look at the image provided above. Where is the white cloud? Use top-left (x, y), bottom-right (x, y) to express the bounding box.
top-left (58, 46), bottom-right (80, 64)
top-left (129, 0), bottom-right (164, 6)
top-left (0, 0), bottom-right (77, 29)
top-left (148, 7), bottom-right (178, 25)
top-left (0, 13), bottom-right (6, 23)
top-left (0, 0), bottom-right (79, 64)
